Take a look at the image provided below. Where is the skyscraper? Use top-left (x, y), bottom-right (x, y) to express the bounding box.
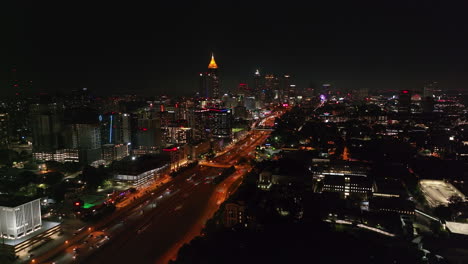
top-left (280, 74), bottom-right (291, 102)
top-left (253, 69), bottom-right (263, 100)
top-left (99, 112), bottom-right (125, 145)
top-left (199, 54), bottom-right (220, 98)
top-left (423, 81), bottom-right (437, 98)
top-left (398, 90), bottom-right (412, 114)
top-left (0, 112), bottom-right (10, 149)
top-left (29, 100), bottom-right (64, 152)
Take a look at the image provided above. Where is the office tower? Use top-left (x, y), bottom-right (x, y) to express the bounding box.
top-left (199, 54), bottom-right (220, 98)
top-left (199, 72), bottom-right (209, 98)
top-left (234, 104), bottom-right (248, 120)
top-left (264, 74), bottom-right (277, 103)
top-left (29, 99), bottom-right (64, 152)
top-left (62, 108), bottom-right (102, 164)
top-left (423, 81), bottom-right (437, 98)
top-left (253, 69), bottom-right (264, 100)
top-left (68, 124), bottom-right (101, 150)
top-left (7, 95), bottom-right (30, 143)
top-left (209, 108), bottom-right (232, 139)
top-left (70, 87), bottom-right (92, 108)
top-left (355, 88), bottom-right (369, 101)
top-left (208, 54), bottom-right (220, 98)
top-left (398, 90), bottom-right (412, 114)
top-left (189, 108), bottom-right (208, 142)
top-left (99, 112), bottom-right (123, 145)
top-left (102, 143), bottom-right (129, 162)
top-left (237, 83), bottom-right (249, 97)
top-left (0, 112), bottom-right (9, 148)
top-left (121, 113), bottom-right (132, 144)
top-left (134, 115), bottom-right (162, 155)
top-left (280, 74), bottom-right (291, 102)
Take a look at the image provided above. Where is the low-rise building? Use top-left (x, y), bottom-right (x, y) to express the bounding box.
top-left (114, 156), bottom-right (169, 188)
top-left (0, 197), bottom-right (42, 239)
top-left (224, 201), bottom-right (247, 228)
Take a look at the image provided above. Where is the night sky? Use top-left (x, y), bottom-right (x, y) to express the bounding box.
top-left (3, 0), bottom-right (468, 97)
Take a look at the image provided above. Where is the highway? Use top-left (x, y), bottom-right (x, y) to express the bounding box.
top-left (84, 131), bottom-right (270, 264)
top-left (35, 111), bottom-right (278, 264)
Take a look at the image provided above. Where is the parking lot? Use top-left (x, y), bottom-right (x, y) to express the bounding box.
top-left (419, 179), bottom-right (466, 207)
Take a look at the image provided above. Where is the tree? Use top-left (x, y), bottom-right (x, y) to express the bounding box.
top-left (45, 160), bottom-right (63, 172)
top-left (81, 165), bottom-right (110, 189)
top-left (42, 172), bottom-right (64, 186)
top-left (17, 171), bottom-right (38, 186)
top-left (18, 183), bottom-right (38, 197)
top-left (448, 195), bottom-right (463, 205)
top-left (51, 182), bottom-right (69, 202)
top-left (62, 162), bottom-right (82, 174)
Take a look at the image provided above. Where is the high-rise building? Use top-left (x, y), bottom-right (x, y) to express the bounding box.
top-left (102, 143), bottom-right (129, 162)
top-left (133, 116), bottom-right (162, 156)
top-left (99, 112), bottom-right (124, 145)
top-left (198, 72), bottom-right (209, 98)
top-left (423, 81), bottom-right (437, 98)
top-left (253, 69), bottom-right (263, 100)
top-left (280, 74), bottom-right (291, 102)
top-left (62, 108), bottom-right (102, 164)
top-left (0, 112), bottom-right (10, 148)
top-left (29, 100), bottom-right (64, 152)
top-left (209, 108), bottom-right (232, 139)
top-left (264, 74), bottom-right (278, 103)
top-left (121, 113), bottom-right (132, 144)
top-left (398, 90), bottom-right (412, 114)
top-left (68, 124), bottom-right (101, 150)
top-left (0, 197), bottom-right (42, 240)
top-left (237, 83), bottom-right (250, 97)
top-left (199, 54), bottom-right (220, 98)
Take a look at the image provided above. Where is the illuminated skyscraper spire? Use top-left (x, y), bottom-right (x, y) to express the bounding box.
top-left (208, 53), bottom-right (218, 69)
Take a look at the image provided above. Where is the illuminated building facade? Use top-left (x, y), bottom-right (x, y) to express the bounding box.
top-left (209, 108), bottom-right (232, 139)
top-left (164, 125), bottom-right (192, 144)
top-left (314, 162), bottom-right (373, 198)
top-left (99, 112), bottom-right (122, 145)
top-left (199, 54), bottom-right (220, 98)
top-left (321, 176), bottom-right (373, 198)
top-left (253, 69), bottom-right (263, 100)
top-left (102, 143), bottom-right (129, 162)
top-left (0, 112), bottom-right (10, 148)
top-left (0, 198), bottom-right (42, 240)
top-left (33, 148), bottom-right (80, 163)
top-left (115, 164), bottom-right (169, 189)
top-left (134, 116), bottom-right (162, 155)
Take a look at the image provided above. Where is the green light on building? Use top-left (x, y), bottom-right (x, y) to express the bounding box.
top-left (82, 203), bottom-right (95, 209)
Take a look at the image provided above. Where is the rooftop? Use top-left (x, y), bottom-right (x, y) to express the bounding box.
top-left (0, 195), bottom-right (40, 208)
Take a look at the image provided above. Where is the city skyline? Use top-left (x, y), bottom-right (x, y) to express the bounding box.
top-left (3, 1), bottom-right (468, 96)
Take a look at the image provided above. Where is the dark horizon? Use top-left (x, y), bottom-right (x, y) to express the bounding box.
top-left (3, 0), bottom-right (468, 97)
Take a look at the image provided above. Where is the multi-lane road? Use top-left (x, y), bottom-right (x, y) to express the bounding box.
top-left (35, 111), bottom-right (278, 264)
